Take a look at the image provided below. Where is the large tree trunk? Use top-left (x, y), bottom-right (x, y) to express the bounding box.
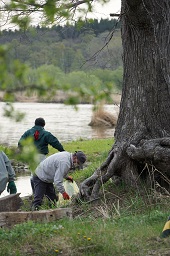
top-left (80, 0), bottom-right (170, 200)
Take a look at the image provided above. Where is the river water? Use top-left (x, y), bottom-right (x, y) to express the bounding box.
top-left (0, 102), bottom-right (119, 198)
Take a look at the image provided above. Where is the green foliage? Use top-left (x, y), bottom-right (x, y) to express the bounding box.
top-left (0, 18), bottom-right (122, 105)
top-left (22, 66), bottom-right (122, 104)
top-left (0, 20), bottom-right (122, 74)
top-left (0, 45), bottom-right (29, 94)
top-left (16, 138), bottom-right (40, 171)
top-left (89, 67), bottom-right (123, 92)
top-left (5, 0), bottom-right (109, 29)
top-left (1, 0), bottom-right (122, 107)
top-left (11, 16), bottom-right (31, 30)
top-left (44, 0), bottom-right (58, 22)
top-left (3, 103), bottom-right (25, 122)
top-left (0, 2), bottom-right (123, 110)
top-left (62, 71), bottom-right (106, 104)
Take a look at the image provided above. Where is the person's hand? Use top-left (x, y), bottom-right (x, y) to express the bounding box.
top-left (62, 192), bottom-right (70, 200)
top-left (7, 181), bottom-right (17, 194)
top-left (65, 176), bottom-right (73, 183)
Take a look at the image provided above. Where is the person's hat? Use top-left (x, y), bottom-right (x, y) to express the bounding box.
top-left (35, 118), bottom-right (45, 127)
top-left (76, 151), bottom-right (87, 165)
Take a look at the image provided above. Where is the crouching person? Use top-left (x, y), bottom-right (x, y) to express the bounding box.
top-left (0, 151), bottom-right (17, 195)
top-left (32, 151), bottom-right (86, 211)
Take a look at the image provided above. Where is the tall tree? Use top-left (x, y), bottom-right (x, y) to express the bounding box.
top-left (80, 0), bottom-right (170, 199)
top-left (1, 1), bottom-right (170, 198)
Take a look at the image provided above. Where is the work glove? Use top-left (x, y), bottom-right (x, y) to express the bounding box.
top-left (7, 181), bottom-right (17, 194)
top-left (62, 192), bottom-right (70, 200)
top-left (65, 176), bottom-right (73, 183)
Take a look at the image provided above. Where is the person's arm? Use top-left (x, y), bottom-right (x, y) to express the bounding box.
top-left (54, 164), bottom-right (66, 194)
top-left (18, 131), bottom-right (29, 148)
top-left (2, 152), bottom-right (15, 181)
top-left (2, 152), bottom-right (17, 194)
top-left (47, 132), bottom-right (65, 152)
top-left (54, 162), bottom-right (70, 199)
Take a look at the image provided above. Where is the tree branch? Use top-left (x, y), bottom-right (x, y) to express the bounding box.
top-left (1, 0), bottom-right (95, 12)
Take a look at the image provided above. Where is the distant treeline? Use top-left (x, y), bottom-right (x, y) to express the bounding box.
top-left (0, 19), bottom-right (123, 103)
top-left (0, 18), bottom-right (121, 41)
top-left (0, 18), bottom-right (122, 72)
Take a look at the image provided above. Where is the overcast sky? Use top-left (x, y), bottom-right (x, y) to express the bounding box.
top-left (91, 0), bottom-right (121, 19)
top-left (0, 0), bottom-right (121, 30)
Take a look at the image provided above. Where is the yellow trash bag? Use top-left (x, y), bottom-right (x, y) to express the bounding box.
top-left (56, 180), bottom-right (79, 207)
top-left (161, 216), bottom-right (170, 238)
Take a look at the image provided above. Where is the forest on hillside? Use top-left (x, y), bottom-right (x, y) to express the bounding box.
top-left (0, 19), bottom-right (123, 103)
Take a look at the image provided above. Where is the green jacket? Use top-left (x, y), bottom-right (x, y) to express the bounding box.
top-left (18, 125), bottom-right (64, 155)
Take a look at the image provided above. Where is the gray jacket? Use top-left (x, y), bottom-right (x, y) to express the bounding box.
top-left (35, 151), bottom-right (73, 194)
top-left (0, 151), bottom-right (15, 193)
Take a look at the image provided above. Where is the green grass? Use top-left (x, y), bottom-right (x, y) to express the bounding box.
top-left (0, 211), bottom-right (169, 256)
top-left (0, 138), bottom-right (170, 256)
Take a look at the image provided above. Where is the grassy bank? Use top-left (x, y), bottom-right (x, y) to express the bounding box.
top-left (0, 138), bottom-right (169, 256)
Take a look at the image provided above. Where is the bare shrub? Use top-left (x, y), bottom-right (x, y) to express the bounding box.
top-left (89, 104), bottom-right (118, 128)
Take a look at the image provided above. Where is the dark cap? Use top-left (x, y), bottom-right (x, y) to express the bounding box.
top-left (35, 118), bottom-right (45, 127)
top-left (76, 151), bottom-right (87, 164)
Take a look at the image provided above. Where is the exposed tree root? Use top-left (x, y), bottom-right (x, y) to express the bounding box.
top-left (80, 137), bottom-right (170, 201)
top-left (127, 137), bottom-right (170, 173)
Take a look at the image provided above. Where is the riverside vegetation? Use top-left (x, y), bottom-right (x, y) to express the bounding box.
top-left (0, 138), bottom-right (169, 256)
top-left (0, 19), bottom-right (123, 104)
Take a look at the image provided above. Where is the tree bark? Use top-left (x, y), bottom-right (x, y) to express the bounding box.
top-left (80, 0), bottom-right (170, 200)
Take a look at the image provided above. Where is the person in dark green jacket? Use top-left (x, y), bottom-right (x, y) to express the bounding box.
top-left (18, 117), bottom-right (65, 193)
top-left (18, 117), bottom-right (65, 155)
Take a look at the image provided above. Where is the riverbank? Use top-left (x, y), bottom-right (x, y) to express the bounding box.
top-left (0, 137), bottom-right (169, 255)
top-left (0, 91), bottom-right (121, 104)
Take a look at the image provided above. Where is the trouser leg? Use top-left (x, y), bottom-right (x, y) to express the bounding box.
top-left (32, 175), bottom-right (47, 209)
top-left (31, 154), bottom-right (46, 195)
top-left (45, 183), bottom-right (58, 206)
top-left (30, 176), bottom-right (35, 194)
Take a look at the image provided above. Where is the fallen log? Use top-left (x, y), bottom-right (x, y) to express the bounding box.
top-left (0, 193), bottom-right (23, 212)
top-left (0, 208), bottom-right (72, 227)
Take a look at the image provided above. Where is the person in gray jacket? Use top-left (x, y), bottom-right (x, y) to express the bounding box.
top-left (0, 151), bottom-right (17, 195)
top-left (32, 150), bottom-right (86, 210)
